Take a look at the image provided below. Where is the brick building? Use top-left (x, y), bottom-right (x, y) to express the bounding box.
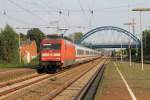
top-left (20, 40), bottom-right (37, 63)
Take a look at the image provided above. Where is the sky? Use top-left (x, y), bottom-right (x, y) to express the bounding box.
top-left (0, 0), bottom-right (150, 44)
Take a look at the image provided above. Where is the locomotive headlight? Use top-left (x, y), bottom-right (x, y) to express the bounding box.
top-left (56, 62), bottom-right (61, 65)
top-left (53, 53), bottom-right (60, 56)
top-left (42, 53), bottom-right (49, 57)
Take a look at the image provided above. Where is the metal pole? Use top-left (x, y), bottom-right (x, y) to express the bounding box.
top-left (121, 34), bottom-right (123, 62)
top-left (132, 19), bottom-right (138, 60)
top-left (89, 10), bottom-right (93, 28)
top-left (132, 8), bottom-right (150, 70)
top-left (132, 19), bottom-right (135, 35)
top-left (124, 22), bottom-right (134, 66)
top-left (139, 11), bottom-right (144, 71)
top-left (129, 42), bottom-right (132, 66)
top-left (128, 25), bottom-right (132, 66)
top-left (19, 33), bottom-right (21, 64)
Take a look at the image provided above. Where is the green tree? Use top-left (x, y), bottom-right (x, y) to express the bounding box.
top-left (111, 50), bottom-right (116, 57)
top-left (143, 30), bottom-right (150, 60)
top-left (69, 32), bottom-right (83, 43)
top-left (0, 30), bottom-right (2, 62)
top-left (0, 25), bottom-right (19, 63)
top-left (20, 33), bottom-right (27, 41)
top-left (137, 30), bottom-right (150, 61)
top-left (27, 28), bottom-right (45, 52)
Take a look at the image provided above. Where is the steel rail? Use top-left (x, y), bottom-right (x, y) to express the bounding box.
top-left (74, 64), bottom-right (105, 100)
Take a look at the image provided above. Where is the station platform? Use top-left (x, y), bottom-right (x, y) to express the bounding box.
top-left (94, 60), bottom-right (150, 100)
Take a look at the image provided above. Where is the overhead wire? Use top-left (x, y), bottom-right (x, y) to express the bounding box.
top-left (30, 0), bottom-right (69, 31)
top-left (30, 0), bottom-right (57, 14)
top-left (35, 0), bottom-right (61, 27)
top-left (2, 10), bottom-right (38, 26)
top-left (3, 2), bottom-right (150, 14)
top-left (2, 10), bottom-right (56, 29)
top-left (37, 0), bottom-right (58, 12)
top-left (15, 26), bottom-right (58, 30)
top-left (7, 0), bottom-right (48, 24)
top-left (86, 0), bottom-right (94, 28)
top-left (2, 10), bottom-right (91, 30)
top-left (77, 0), bottom-right (89, 21)
top-left (58, 0), bottom-right (70, 29)
top-left (27, 0), bottom-right (57, 27)
top-left (77, 0), bottom-right (94, 31)
top-left (2, 0), bottom-right (150, 33)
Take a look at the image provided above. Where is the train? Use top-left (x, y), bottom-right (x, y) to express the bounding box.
top-left (37, 34), bottom-right (101, 73)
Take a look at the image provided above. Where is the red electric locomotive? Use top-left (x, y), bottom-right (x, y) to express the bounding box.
top-left (37, 34), bottom-right (101, 73)
top-left (37, 34), bottom-right (76, 72)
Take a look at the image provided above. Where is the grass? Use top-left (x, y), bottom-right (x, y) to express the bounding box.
top-left (144, 60), bottom-right (150, 64)
top-left (116, 61), bottom-right (150, 99)
top-left (0, 63), bottom-right (36, 68)
top-left (95, 60), bottom-right (150, 100)
top-left (117, 61), bottom-right (150, 88)
top-left (97, 60), bottom-right (150, 99)
top-left (0, 57), bottom-right (39, 68)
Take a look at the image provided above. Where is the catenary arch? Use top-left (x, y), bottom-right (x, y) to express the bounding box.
top-left (79, 26), bottom-right (141, 45)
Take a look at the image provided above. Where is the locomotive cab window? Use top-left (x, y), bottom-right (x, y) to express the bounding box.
top-left (41, 43), bottom-right (61, 50)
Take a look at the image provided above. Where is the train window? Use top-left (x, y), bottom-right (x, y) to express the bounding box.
top-left (81, 50), bottom-right (84, 55)
top-left (77, 49), bottom-right (84, 55)
top-left (86, 51), bottom-right (89, 55)
top-left (47, 35), bottom-right (63, 39)
top-left (42, 43), bottom-right (61, 50)
top-left (89, 51), bottom-right (91, 55)
top-left (77, 49), bottom-right (81, 55)
top-left (77, 49), bottom-right (80, 55)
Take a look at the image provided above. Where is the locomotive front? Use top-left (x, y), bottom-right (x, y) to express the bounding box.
top-left (38, 39), bottom-right (62, 72)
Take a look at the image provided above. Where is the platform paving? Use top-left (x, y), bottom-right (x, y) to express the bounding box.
top-left (94, 60), bottom-right (150, 100)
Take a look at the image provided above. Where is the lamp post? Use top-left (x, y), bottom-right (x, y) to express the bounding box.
top-left (124, 21), bottom-right (135, 66)
top-left (132, 8), bottom-right (150, 71)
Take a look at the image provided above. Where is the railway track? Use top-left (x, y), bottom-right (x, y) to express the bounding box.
top-left (75, 59), bottom-right (110, 100)
top-left (0, 68), bottom-right (37, 83)
top-left (41, 59), bottom-right (106, 100)
top-left (0, 68), bottom-right (35, 75)
top-left (0, 73), bottom-right (40, 88)
top-left (75, 64), bottom-right (105, 100)
top-left (0, 74), bottom-right (50, 97)
top-left (0, 67), bottom-right (75, 99)
top-left (0, 58), bottom-right (104, 100)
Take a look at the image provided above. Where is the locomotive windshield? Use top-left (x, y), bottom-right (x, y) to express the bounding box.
top-left (42, 43), bottom-right (61, 50)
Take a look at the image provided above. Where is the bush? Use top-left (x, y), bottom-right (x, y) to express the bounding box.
top-left (29, 56), bottom-right (39, 65)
